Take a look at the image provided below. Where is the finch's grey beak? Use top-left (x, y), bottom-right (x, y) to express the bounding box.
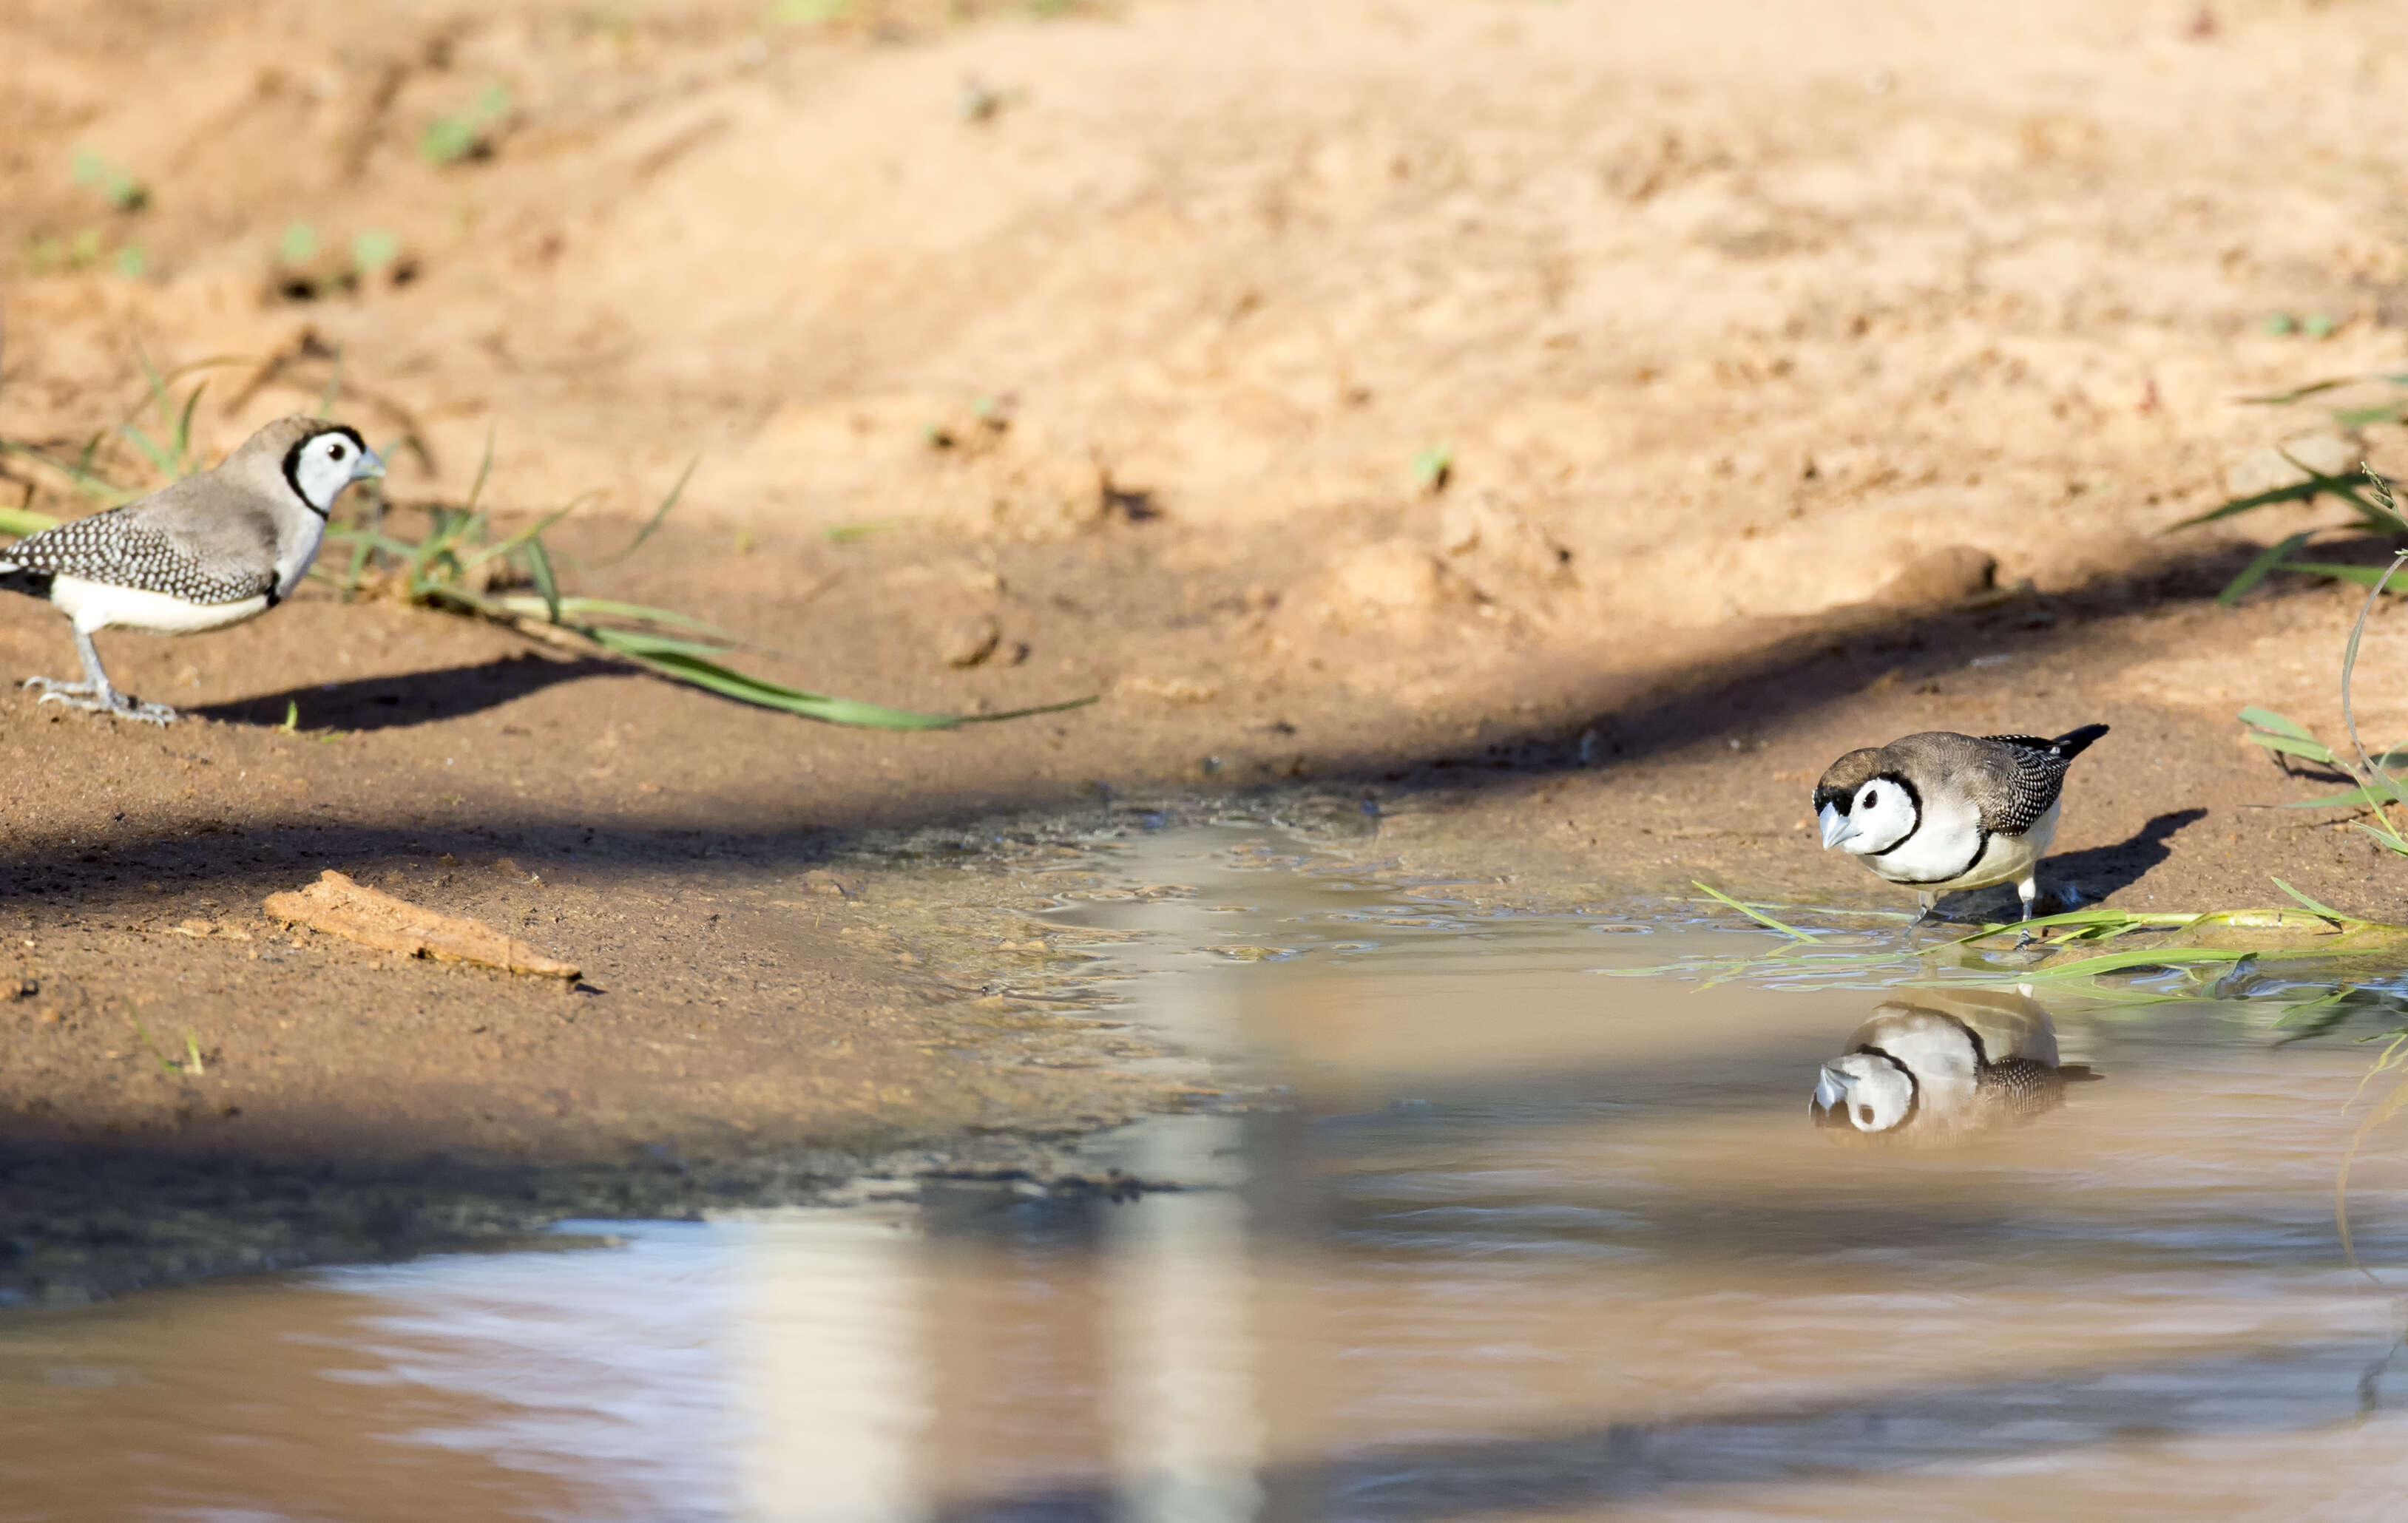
top-left (1813, 1065), bottom-right (1855, 1112)
top-left (1818, 802), bottom-right (1857, 850)
top-left (351, 447), bottom-right (387, 482)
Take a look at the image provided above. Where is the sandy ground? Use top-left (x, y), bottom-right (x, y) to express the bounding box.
top-left (6, 0), bottom-right (2408, 1292)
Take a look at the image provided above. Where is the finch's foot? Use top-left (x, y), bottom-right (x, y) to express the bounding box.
top-left (30, 682), bottom-right (177, 725)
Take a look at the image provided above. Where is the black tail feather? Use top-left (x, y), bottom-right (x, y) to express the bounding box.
top-left (2049, 723), bottom-right (2109, 760)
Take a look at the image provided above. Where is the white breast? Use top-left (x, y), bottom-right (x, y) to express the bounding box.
top-left (51, 576), bottom-right (272, 637)
top-left (1867, 796), bottom-right (2060, 893)
top-left (276, 515), bottom-right (328, 600)
top-left (1861, 789), bottom-right (1983, 886)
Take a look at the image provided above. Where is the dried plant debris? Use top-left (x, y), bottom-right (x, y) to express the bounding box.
top-left (263, 869), bottom-right (580, 979)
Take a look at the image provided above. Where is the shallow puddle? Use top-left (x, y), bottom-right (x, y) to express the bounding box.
top-left (10, 822), bottom-right (2408, 1520)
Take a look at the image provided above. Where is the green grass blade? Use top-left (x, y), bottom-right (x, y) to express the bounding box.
top-left (2238, 376), bottom-right (2365, 405)
top-left (552, 598), bottom-right (729, 633)
top-left (2168, 478), bottom-right (2336, 530)
top-left (2283, 783), bottom-right (2403, 810)
top-left (2332, 402), bottom-right (2408, 430)
top-left (1691, 882), bottom-right (1818, 941)
top-left (956, 693), bottom-right (1098, 725)
top-left (2273, 450), bottom-right (2408, 533)
top-left (2338, 546), bottom-right (2408, 815)
top-left (2217, 530), bottom-right (2318, 606)
top-left (465, 500), bottom-right (587, 566)
top-left (2168, 455), bottom-right (2407, 534)
top-left (322, 527), bottom-right (422, 556)
top-left (825, 518), bottom-right (908, 543)
top-left (2357, 821), bottom-right (2408, 857)
top-left (0, 440), bottom-right (119, 503)
top-left (2020, 946), bottom-right (2263, 981)
top-left (2273, 986), bottom-right (2359, 1031)
top-left (463, 425), bottom-right (496, 515)
top-left (587, 628), bottom-right (1098, 728)
top-left (316, 346), bottom-right (345, 415)
top-left (2271, 877), bottom-right (2351, 923)
top-left (118, 421), bottom-right (175, 478)
top-left (126, 1011), bottom-right (183, 1077)
top-left (524, 535), bottom-right (563, 623)
top-left (416, 584), bottom-right (501, 618)
top-left (492, 595), bottom-right (735, 637)
top-left (2245, 733), bottom-right (2340, 764)
top-left (1969, 906), bottom-right (2198, 938)
top-left (410, 507), bottom-right (480, 580)
top-left (172, 383), bottom-right (205, 473)
top-left (584, 628), bottom-right (734, 660)
top-left (0, 504), bottom-right (60, 538)
top-left (595, 457), bottom-right (697, 567)
top-left (617, 648), bottom-right (960, 727)
top-left (2272, 561), bottom-right (2408, 591)
top-left (2239, 706), bottom-right (2319, 742)
top-left (584, 629), bottom-right (957, 727)
top-left (2239, 708), bottom-right (2341, 767)
top-left (132, 347), bottom-right (172, 431)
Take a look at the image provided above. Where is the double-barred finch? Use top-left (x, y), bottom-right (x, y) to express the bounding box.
top-left (1810, 988), bottom-right (2099, 1144)
top-left (1813, 723), bottom-right (2109, 923)
top-left (0, 415), bottom-right (382, 725)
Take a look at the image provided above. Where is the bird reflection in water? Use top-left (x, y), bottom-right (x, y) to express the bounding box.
top-left (1810, 987), bottom-right (2100, 1144)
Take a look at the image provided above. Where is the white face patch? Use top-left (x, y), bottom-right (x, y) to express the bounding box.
top-left (1840, 776), bottom-right (1917, 856)
top-left (289, 431), bottom-right (382, 514)
top-left (1838, 1054), bottom-right (1915, 1132)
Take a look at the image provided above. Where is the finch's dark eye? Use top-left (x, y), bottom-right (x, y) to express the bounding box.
top-left (329, 442), bottom-right (348, 461)
top-left (1862, 788), bottom-right (1878, 810)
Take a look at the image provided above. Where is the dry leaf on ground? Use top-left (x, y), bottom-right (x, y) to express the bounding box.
top-left (263, 870), bottom-right (580, 980)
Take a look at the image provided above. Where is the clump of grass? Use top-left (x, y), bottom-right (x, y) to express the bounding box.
top-left (1634, 883), bottom-right (2408, 1003)
top-left (2235, 471), bottom-right (2408, 857)
top-left (2211, 471), bottom-right (2408, 1269)
top-left (0, 353), bottom-right (223, 527)
top-left (2177, 374), bottom-right (2408, 600)
top-left (277, 699), bottom-right (347, 742)
top-left (420, 85), bottom-right (513, 166)
top-left (272, 224), bottom-right (411, 300)
top-left (71, 148), bottom-right (147, 212)
top-left (119, 366), bottom-right (212, 481)
top-left (326, 438), bottom-right (1090, 728)
top-left (2178, 456), bottom-right (2406, 606)
top-left (352, 229), bottom-right (403, 278)
top-left (23, 226), bottom-right (138, 278)
top-left (128, 1008), bottom-right (206, 1077)
top-left (1410, 445), bottom-right (1453, 494)
top-left (2263, 311), bottom-right (2338, 339)
top-left (2239, 708), bottom-right (2408, 856)
top-left (824, 518), bottom-right (910, 543)
top-left (279, 222), bottom-right (321, 266)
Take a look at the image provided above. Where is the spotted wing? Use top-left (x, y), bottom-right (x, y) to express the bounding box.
top-left (1, 504), bottom-right (274, 605)
top-left (1977, 1056), bottom-right (2067, 1117)
top-left (1970, 734), bottom-right (2073, 836)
